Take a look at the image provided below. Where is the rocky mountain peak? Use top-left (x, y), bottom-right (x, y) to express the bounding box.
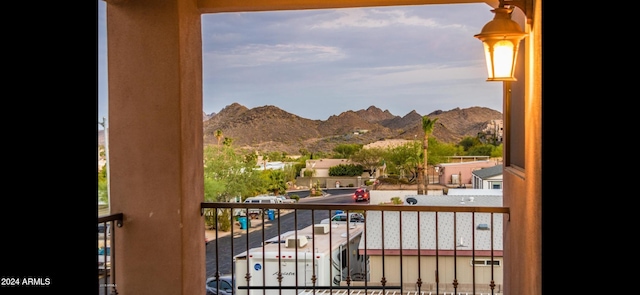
top-left (202, 103), bottom-right (502, 154)
top-left (99, 104), bottom-right (502, 154)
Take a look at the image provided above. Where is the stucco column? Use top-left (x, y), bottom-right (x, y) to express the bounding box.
top-left (105, 0), bottom-right (204, 294)
top-left (502, 3), bottom-right (542, 295)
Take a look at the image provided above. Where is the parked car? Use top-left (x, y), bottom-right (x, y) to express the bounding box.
top-left (236, 195), bottom-right (280, 219)
top-left (276, 195), bottom-right (297, 204)
top-left (98, 223), bottom-right (111, 240)
top-left (320, 212), bottom-right (365, 224)
top-left (206, 275), bottom-right (235, 295)
top-left (352, 187), bottom-right (370, 202)
top-left (97, 246), bottom-right (111, 274)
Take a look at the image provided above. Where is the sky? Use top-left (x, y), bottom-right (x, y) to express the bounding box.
top-left (97, 2), bottom-right (503, 122)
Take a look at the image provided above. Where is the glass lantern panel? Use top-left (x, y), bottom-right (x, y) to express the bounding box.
top-left (492, 40), bottom-right (515, 79)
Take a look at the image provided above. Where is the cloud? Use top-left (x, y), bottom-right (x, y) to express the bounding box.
top-left (204, 43), bottom-right (346, 68)
top-left (309, 8), bottom-right (466, 30)
top-left (99, 3), bottom-right (502, 121)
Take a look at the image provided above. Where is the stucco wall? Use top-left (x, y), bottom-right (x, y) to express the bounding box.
top-left (438, 161), bottom-right (500, 186)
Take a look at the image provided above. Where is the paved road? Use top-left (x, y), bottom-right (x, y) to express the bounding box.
top-left (98, 188), bottom-right (362, 294)
top-left (205, 188), bottom-right (361, 278)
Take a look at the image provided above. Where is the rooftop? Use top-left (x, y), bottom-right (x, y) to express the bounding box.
top-left (361, 194), bottom-right (504, 252)
top-left (235, 222), bottom-right (364, 259)
top-left (472, 164), bottom-right (503, 179)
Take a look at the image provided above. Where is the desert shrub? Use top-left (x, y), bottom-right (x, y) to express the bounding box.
top-left (204, 209), bottom-right (216, 229)
top-left (329, 164), bottom-right (364, 176)
top-left (216, 209), bottom-right (232, 232)
top-left (379, 177), bottom-right (400, 184)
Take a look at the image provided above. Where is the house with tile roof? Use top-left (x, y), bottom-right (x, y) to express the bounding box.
top-left (357, 194), bottom-right (504, 294)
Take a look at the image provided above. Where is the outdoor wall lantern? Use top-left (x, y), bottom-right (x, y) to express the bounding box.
top-left (474, 1), bottom-right (529, 81)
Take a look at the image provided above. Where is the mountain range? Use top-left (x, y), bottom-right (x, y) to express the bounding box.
top-left (98, 104), bottom-right (502, 155)
top-left (201, 103), bottom-right (502, 154)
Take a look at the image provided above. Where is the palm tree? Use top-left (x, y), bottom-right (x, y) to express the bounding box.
top-left (419, 116), bottom-right (438, 195)
top-left (303, 168), bottom-right (316, 193)
top-left (215, 129), bottom-right (223, 145)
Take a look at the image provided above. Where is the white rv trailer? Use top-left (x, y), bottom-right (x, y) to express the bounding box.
top-left (234, 222), bottom-right (367, 295)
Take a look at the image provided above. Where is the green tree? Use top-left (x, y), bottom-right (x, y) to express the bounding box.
top-left (329, 164), bottom-right (364, 176)
top-left (292, 162), bottom-right (306, 180)
top-left (467, 144), bottom-right (494, 156)
top-left (429, 140), bottom-right (463, 163)
top-left (458, 136), bottom-right (482, 152)
top-left (203, 145), bottom-right (263, 202)
top-left (350, 147), bottom-right (385, 178)
top-left (384, 141), bottom-right (422, 183)
top-left (281, 163), bottom-right (299, 189)
top-left (98, 163), bottom-right (108, 204)
top-left (419, 116), bottom-right (438, 194)
top-left (266, 151), bottom-right (285, 162)
top-left (263, 169), bottom-right (287, 195)
top-left (491, 143), bottom-right (503, 158)
top-left (332, 144), bottom-right (363, 159)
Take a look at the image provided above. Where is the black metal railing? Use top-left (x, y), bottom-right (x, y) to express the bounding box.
top-left (97, 213), bottom-right (123, 295)
top-left (201, 202), bottom-right (509, 295)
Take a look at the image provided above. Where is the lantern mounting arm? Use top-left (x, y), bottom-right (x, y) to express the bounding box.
top-left (499, 0), bottom-right (533, 23)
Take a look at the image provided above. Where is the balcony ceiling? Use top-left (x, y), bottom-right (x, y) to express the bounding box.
top-left (197, 0), bottom-right (499, 13)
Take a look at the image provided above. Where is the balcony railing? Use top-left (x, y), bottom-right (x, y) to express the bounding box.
top-left (201, 202), bottom-right (509, 295)
top-left (97, 213), bottom-right (123, 295)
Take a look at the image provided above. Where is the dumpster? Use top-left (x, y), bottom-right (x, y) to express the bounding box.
top-left (267, 209), bottom-right (275, 220)
top-left (239, 216), bottom-right (248, 229)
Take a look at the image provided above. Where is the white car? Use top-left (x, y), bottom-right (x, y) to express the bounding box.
top-left (276, 195), bottom-right (297, 204)
top-left (243, 195), bottom-right (280, 218)
top-left (320, 212), bottom-right (365, 224)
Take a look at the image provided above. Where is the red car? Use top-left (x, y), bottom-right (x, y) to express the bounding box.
top-left (352, 187), bottom-right (370, 202)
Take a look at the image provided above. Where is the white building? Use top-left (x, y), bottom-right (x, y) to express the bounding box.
top-left (357, 193), bottom-right (504, 294)
top-left (471, 164), bottom-right (503, 190)
top-left (255, 161), bottom-right (290, 171)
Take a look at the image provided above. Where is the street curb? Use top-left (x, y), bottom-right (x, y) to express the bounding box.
top-left (204, 193), bottom-right (339, 243)
top-left (205, 208), bottom-right (296, 243)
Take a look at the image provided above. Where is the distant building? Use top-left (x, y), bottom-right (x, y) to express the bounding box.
top-left (471, 164), bottom-right (503, 189)
top-left (352, 129), bottom-right (369, 135)
top-left (480, 119), bottom-right (503, 144)
top-left (255, 161), bottom-right (291, 171)
top-left (301, 159), bottom-right (354, 178)
top-left (436, 160), bottom-right (499, 187)
top-left (298, 158), bottom-right (371, 188)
